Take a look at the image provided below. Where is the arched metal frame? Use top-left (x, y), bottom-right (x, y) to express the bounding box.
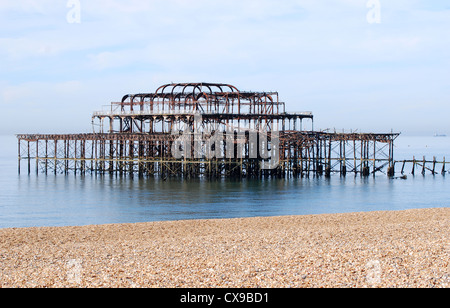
top-left (95, 82), bottom-right (312, 134)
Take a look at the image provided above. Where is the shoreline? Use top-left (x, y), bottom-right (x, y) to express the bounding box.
top-left (1, 206), bottom-right (448, 231)
top-left (1, 208), bottom-right (448, 288)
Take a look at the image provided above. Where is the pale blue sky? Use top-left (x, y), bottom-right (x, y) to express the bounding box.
top-left (1, 0), bottom-right (449, 135)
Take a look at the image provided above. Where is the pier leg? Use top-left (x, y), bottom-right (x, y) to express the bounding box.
top-left (362, 166), bottom-right (370, 177)
top-left (432, 156), bottom-right (436, 175)
top-left (36, 140), bottom-right (39, 174)
top-left (387, 166), bottom-right (395, 177)
top-left (422, 156), bottom-right (426, 176)
top-left (442, 157), bottom-right (446, 175)
top-left (325, 166), bottom-right (331, 178)
top-left (27, 141), bottom-right (30, 174)
top-left (45, 140), bottom-right (48, 174)
top-left (55, 140), bottom-right (58, 175)
top-left (18, 139), bottom-right (21, 175)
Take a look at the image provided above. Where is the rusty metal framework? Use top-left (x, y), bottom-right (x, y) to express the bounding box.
top-left (17, 82), bottom-right (402, 178)
top-left (92, 82), bottom-right (313, 134)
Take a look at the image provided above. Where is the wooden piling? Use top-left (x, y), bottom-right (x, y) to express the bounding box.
top-left (422, 156), bottom-right (426, 175)
top-left (17, 139), bottom-right (21, 175)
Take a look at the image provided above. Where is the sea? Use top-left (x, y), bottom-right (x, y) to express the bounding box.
top-left (0, 134), bottom-right (449, 228)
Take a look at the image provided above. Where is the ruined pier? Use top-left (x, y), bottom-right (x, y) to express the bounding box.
top-left (17, 83), bottom-right (401, 178)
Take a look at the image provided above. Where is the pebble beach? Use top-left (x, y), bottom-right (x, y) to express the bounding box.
top-left (0, 208), bottom-right (448, 288)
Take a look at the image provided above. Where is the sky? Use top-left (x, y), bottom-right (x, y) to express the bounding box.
top-left (1, 0), bottom-right (449, 135)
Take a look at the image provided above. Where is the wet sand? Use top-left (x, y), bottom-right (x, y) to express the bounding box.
top-left (0, 208), bottom-right (448, 288)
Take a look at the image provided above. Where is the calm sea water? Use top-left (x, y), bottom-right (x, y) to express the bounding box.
top-left (0, 134), bottom-right (449, 228)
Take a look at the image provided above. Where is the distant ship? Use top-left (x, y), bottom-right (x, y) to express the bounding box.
top-left (434, 133), bottom-right (447, 137)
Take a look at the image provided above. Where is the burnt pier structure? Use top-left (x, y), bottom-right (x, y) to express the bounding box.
top-left (17, 83), bottom-right (400, 178)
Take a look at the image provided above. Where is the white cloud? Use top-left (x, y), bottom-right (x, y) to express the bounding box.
top-left (2, 80), bottom-right (82, 107)
top-left (0, 0), bottom-right (59, 13)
